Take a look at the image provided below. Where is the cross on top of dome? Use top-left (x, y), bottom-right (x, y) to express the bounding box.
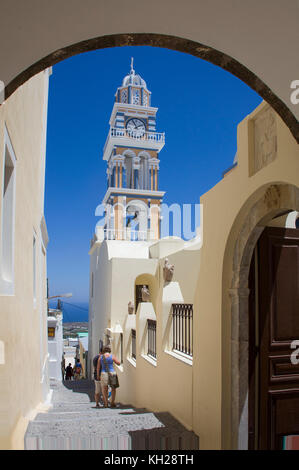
top-left (130, 57), bottom-right (134, 74)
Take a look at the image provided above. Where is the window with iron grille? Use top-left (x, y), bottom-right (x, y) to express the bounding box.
top-left (131, 329), bottom-right (136, 360)
top-left (172, 304), bottom-right (193, 357)
top-left (120, 333), bottom-right (123, 364)
top-left (147, 319), bottom-right (157, 359)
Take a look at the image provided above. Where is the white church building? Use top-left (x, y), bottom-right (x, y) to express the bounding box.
top-left (88, 61), bottom-right (201, 427)
top-left (88, 61), bottom-right (299, 449)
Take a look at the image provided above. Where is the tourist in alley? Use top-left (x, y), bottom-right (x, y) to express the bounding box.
top-left (97, 346), bottom-right (120, 408)
top-left (93, 348), bottom-right (103, 408)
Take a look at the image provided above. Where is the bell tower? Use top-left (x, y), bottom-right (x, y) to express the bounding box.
top-left (101, 59), bottom-right (165, 241)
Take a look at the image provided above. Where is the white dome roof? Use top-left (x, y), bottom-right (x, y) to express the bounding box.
top-left (122, 71), bottom-right (147, 88)
top-left (121, 58), bottom-right (147, 88)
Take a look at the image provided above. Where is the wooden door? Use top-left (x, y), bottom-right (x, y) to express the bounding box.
top-left (249, 227), bottom-right (299, 449)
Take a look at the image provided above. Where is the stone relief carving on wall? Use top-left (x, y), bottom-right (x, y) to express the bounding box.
top-left (141, 285), bottom-right (150, 302)
top-left (128, 301), bottom-right (134, 315)
top-left (253, 106), bottom-right (277, 175)
top-left (163, 258), bottom-right (174, 283)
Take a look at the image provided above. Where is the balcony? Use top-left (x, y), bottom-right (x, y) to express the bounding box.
top-left (104, 228), bottom-right (154, 242)
top-left (103, 127), bottom-right (165, 161)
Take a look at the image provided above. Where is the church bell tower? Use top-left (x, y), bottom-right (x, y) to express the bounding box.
top-left (101, 59), bottom-right (165, 241)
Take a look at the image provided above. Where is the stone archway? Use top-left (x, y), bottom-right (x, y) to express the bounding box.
top-left (2, 32), bottom-right (299, 144)
top-left (227, 183), bottom-right (299, 449)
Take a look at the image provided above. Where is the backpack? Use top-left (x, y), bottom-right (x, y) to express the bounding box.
top-left (93, 354), bottom-right (100, 369)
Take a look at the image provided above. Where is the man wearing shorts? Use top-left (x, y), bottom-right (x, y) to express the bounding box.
top-left (97, 346), bottom-right (120, 408)
top-left (93, 350), bottom-right (102, 408)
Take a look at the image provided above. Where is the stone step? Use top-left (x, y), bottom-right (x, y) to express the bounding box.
top-left (34, 408), bottom-right (145, 422)
top-left (25, 434), bottom-right (132, 450)
top-left (26, 412), bottom-right (165, 436)
top-left (25, 380), bottom-right (199, 450)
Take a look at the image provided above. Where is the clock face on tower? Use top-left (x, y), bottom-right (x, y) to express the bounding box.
top-left (126, 118), bottom-right (145, 136)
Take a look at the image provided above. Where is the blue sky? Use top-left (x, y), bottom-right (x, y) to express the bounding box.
top-left (45, 46), bottom-right (262, 304)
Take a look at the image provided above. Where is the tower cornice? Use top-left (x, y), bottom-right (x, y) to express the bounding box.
top-left (102, 187), bottom-right (165, 205)
top-left (109, 102), bottom-right (158, 126)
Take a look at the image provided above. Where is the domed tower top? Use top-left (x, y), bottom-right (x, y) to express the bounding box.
top-left (115, 58), bottom-right (151, 107)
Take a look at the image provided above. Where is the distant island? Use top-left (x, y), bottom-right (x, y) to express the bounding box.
top-left (63, 322), bottom-right (88, 338)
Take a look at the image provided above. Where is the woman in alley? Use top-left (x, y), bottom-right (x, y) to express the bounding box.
top-left (97, 346), bottom-right (120, 408)
top-left (65, 363), bottom-right (73, 380)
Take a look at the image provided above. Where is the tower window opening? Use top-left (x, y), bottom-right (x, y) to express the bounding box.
top-left (33, 234), bottom-right (37, 302)
top-left (125, 155), bottom-right (133, 189)
top-left (1, 132), bottom-right (16, 292)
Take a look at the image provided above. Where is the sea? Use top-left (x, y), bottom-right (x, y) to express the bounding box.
top-left (48, 300), bottom-right (89, 323)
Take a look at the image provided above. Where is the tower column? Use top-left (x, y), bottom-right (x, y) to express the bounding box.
top-left (114, 195), bottom-right (126, 240)
top-left (149, 201), bottom-right (160, 240)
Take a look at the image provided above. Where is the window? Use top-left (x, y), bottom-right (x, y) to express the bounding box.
top-left (139, 155), bottom-right (150, 190)
top-left (120, 333), bottom-right (123, 364)
top-left (143, 92), bottom-right (148, 107)
top-left (125, 155), bottom-right (133, 188)
top-left (121, 89), bottom-right (128, 103)
top-left (131, 329), bottom-right (136, 360)
top-left (132, 89), bottom-right (140, 105)
top-left (0, 128), bottom-right (16, 294)
top-left (33, 234), bottom-right (37, 303)
top-left (48, 327), bottom-right (55, 338)
top-left (90, 272), bottom-right (94, 298)
top-left (172, 304), bottom-right (193, 357)
top-left (147, 320), bottom-right (157, 359)
top-left (135, 284), bottom-right (149, 312)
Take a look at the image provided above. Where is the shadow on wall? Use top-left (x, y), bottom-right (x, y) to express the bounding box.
top-left (128, 411), bottom-right (199, 450)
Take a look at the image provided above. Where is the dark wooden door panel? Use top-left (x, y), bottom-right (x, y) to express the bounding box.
top-left (258, 227), bottom-right (299, 449)
top-left (270, 355), bottom-right (299, 384)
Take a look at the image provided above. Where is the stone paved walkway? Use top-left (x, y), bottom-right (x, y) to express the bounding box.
top-left (24, 379), bottom-right (199, 450)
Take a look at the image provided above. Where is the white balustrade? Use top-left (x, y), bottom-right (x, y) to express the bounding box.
top-left (103, 127), bottom-right (165, 156)
top-left (104, 229), bottom-right (154, 241)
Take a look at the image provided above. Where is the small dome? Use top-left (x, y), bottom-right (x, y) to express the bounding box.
top-left (122, 73), bottom-right (147, 88)
top-left (122, 58), bottom-right (147, 88)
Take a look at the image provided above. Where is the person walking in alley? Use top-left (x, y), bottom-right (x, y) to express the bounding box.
top-left (74, 359), bottom-right (82, 380)
top-left (61, 355), bottom-right (65, 381)
top-left (65, 363), bottom-right (73, 380)
top-left (93, 348), bottom-right (103, 408)
top-left (97, 346), bottom-right (120, 408)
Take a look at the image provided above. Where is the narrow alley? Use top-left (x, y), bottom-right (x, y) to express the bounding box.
top-left (24, 380), bottom-right (199, 450)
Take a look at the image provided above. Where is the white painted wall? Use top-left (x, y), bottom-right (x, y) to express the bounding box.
top-left (48, 311), bottom-right (63, 381)
top-left (0, 69), bottom-right (51, 449)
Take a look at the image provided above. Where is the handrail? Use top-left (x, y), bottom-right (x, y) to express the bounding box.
top-left (103, 127), bottom-right (165, 154)
top-left (104, 228), bottom-right (154, 241)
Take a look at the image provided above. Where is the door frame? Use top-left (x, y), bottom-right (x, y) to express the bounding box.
top-left (226, 183), bottom-right (299, 449)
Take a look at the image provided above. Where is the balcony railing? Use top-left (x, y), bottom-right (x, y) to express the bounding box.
top-left (111, 126), bottom-right (164, 142)
top-left (104, 229), bottom-right (153, 241)
top-left (172, 303), bottom-right (193, 357)
top-left (103, 127), bottom-right (165, 156)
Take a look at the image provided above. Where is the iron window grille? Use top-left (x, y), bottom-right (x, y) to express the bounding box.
top-left (120, 333), bottom-right (123, 364)
top-left (147, 319), bottom-right (157, 359)
top-left (131, 329), bottom-right (136, 360)
top-left (172, 303), bottom-right (193, 357)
